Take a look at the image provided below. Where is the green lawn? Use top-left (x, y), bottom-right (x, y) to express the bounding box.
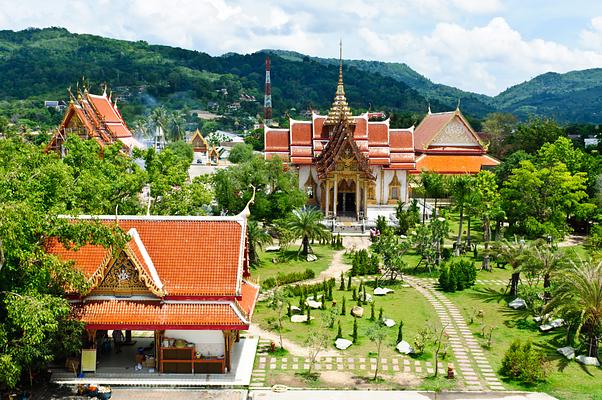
top-left (444, 284), bottom-right (602, 400)
top-left (252, 244), bottom-right (336, 284)
top-left (254, 279), bottom-right (446, 360)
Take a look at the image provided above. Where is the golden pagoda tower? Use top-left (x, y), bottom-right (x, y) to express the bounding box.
top-left (324, 40), bottom-right (352, 125)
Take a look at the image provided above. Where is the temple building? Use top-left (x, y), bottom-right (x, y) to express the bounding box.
top-left (45, 208), bottom-right (259, 375)
top-left (47, 87), bottom-right (142, 155)
top-left (264, 53), bottom-right (498, 221)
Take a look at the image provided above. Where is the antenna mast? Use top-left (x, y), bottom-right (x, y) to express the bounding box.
top-left (264, 56), bottom-right (273, 127)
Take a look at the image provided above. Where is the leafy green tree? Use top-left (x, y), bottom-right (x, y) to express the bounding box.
top-left (212, 156), bottom-right (306, 222)
top-left (471, 171), bottom-right (505, 270)
top-left (482, 112), bottom-right (517, 158)
top-left (366, 321), bottom-right (388, 380)
top-left (228, 143), bottom-right (254, 164)
top-left (545, 258), bottom-right (602, 357)
top-left (268, 286), bottom-right (287, 349)
top-left (492, 238), bottom-right (530, 297)
top-left (371, 230), bottom-right (409, 279)
top-left (501, 160), bottom-right (588, 237)
top-left (283, 207), bottom-right (330, 256)
top-left (450, 175), bottom-right (474, 256)
top-left (509, 117), bottom-right (564, 154)
top-left (165, 140), bottom-right (193, 163)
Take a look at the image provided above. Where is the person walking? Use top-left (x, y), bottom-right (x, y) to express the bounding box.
top-left (112, 329), bottom-right (124, 354)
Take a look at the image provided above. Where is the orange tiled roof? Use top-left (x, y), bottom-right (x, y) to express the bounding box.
top-left (46, 216), bottom-right (246, 297)
top-left (72, 300), bottom-right (248, 329)
top-left (413, 154), bottom-right (500, 174)
top-left (265, 113), bottom-right (416, 170)
top-left (47, 90), bottom-right (138, 154)
top-left (238, 280), bottom-right (260, 318)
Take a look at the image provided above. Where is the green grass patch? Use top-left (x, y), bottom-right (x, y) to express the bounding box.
top-left (253, 244), bottom-right (336, 284)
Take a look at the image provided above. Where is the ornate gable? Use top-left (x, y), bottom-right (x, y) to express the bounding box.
top-left (429, 115), bottom-right (480, 147)
top-left (87, 232), bottom-right (165, 297)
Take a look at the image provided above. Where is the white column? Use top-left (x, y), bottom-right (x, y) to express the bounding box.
top-left (325, 180), bottom-right (330, 217)
top-left (333, 175), bottom-right (338, 217)
top-left (355, 175), bottom-right (360, 220)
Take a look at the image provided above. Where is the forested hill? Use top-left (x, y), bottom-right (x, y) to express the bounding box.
top-left (268, 50), bottom-right (602, 124)
top-left (0, 27), bottom-right (440, 128)
top-left (1, 27), bottom-right (602, 128)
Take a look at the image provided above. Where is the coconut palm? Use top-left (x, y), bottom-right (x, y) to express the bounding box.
top-left (284, 207), bottom-right (330, 256)
top-left (524, 240), bottom-right (566, 300)
top-left (247, 220), bottom-right (272, 267)
top-left (492, 238), bottom-right (530, 296)
top-left (545, 258), bottom-right (602, 358)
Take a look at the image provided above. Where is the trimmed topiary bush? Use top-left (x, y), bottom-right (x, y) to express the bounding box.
top-left (500, 339), bottom-right (549, 384)
top-left (438, 259), bottom-right (477, 292)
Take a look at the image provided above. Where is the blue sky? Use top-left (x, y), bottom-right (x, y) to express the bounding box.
top-left (1, 0), bottom-right (602, 95)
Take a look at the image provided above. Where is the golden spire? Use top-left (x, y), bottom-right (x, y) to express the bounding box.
top-left (324, 40), bottom-right (352, 125)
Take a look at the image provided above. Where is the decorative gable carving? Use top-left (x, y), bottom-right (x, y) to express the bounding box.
top-left (430, 117), bottom-right (479, 146)
top-left (93, 250), bottom-right (150, 296)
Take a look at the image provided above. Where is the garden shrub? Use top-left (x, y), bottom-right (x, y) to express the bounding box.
top-left (438, 259), bottom-right (477, 292)
top-left (500, 339), bottom-right (549, 384)
top-left (287, 278), bottom-right (336, 297)
top-left (262, 268), bottom-right (315, 289)
top-left (350, 249), bottom-right (380, 276)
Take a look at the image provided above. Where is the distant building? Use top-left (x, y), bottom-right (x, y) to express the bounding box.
top-left (188, 129), bottom-right (211, 164)
top-left (47, 88), bottom-right (143, 156)
top-left (585, 137), bottom-right (600, 148)
top-left (44, 100), bottom-right (67, 111)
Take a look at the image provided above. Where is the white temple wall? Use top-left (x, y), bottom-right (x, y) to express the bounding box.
top-left (164, 330), bottom-right (224, 357)
top-left (382, 170), bottom-right (395, 204)
top-left (372, 166), bottom-right (383, 204)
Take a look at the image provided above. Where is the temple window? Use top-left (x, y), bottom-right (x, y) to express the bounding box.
top-left (389, 174), bottom-right (401, 201)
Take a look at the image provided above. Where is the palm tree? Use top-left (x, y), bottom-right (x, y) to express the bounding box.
top-left (168, 111), bottom-right (186, 142)
top-left (493, 238), bottom-right (529, 297)
top-left (525, 240), bottom-right (565, 300)
top-left (284, 207), bottom-right (330, 256)
top-left (450, 174), bottom-right (474, 256)
top-left (545, 258), bottom-right (602, 358)
top-left (247, 220), bottom-right (272, 267)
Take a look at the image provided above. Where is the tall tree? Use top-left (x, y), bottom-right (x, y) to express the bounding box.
top-left (509, 117), bottom-right (564, 154)
top-left (492, 238), bottom-right (530, 297)
top-left (247, 220), bottom-right (272, 267)
top-left (481, 112), bottom-right (517, 158)
top-left (450, 175), bottom-right (474, 256)
top-left (283, 207), bottom-right (330, 256)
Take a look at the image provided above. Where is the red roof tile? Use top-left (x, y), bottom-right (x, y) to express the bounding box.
top-left (73, 300), bottom-right (247, 329)
top-left (291, 122), bottom-right (312, 146)
top-left (238, 280), bottom-right (260, 318)
top-left (390, 129), bottom-right (413, 151)
top-left (413, 154), bottom-right (499, 174)
top-left (413, 112), bottom-right (454, 151)
top-left (265, 129), bottom-right (290, 152)
top-left (46, 217), bottom-right (246, 297)
top-left (368, 123), bottom-right (389, 146)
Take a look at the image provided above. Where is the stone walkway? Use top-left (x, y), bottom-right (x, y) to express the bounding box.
top-left (405, 277), bottom-right (504, 391)
top-left (250, 333), bottom-right (456, 389)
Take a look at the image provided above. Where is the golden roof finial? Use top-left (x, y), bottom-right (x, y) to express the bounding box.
top-left (325, 39), bottom-right (352, 125)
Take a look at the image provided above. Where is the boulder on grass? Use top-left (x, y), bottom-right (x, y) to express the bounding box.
top-left (540, 318), bottom-right (564, 332)
top-left (290, 305), bottom-right (302, 314)
top-left (576, 355), bottom-right (600, 366)
top-left (508, 298), bottom-right (527, 309)
top-left (396, 340), bottom-right (413, 355)
top-left (557, 346), bottom-right (575, 360)
top-left (306, 254), bottom-right (318, 262)
top-left (265, 245), bottom-right (280, 252)
top-left (374, 287), bottom-right (394, 296)
top-left (305, 299), bottom-right (322, 309)
top-left (291, 315), bottom-right (313, 323)
top-left (383, 318), bottom-right (395, 327)
top-left (351, 306), bottom-right (364, 318)
top-left (335, 338), bottom-right (353, 350)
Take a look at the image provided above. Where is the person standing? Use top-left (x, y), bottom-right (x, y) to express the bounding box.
top-left (112, 329), bottom-right (123, 354)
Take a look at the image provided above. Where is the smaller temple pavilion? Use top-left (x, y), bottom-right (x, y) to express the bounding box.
top-left (188, 129), bottom-right (210, 164)
top-left (45, 208), bottom-right (259, 376)
top-left (47, 87), bottom-right (142, 156)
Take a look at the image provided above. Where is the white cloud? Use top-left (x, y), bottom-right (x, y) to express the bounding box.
top-left (1, 1), bottom-right (602, 96)
top-left (580, 16), bottom-right (602, 51)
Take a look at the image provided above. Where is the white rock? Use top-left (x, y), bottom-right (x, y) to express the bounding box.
top-left (291, 315), bottom-right (313, 323)
top-left (265, 245), bottom-right (280, 252)
top-left (307, 254), bottom-right (318, 262)
top-left (351, 306), bottom-right (364, 318)
top-left (540, 318), bottom-right (565, 332)
top-left (305, 300), bottom-right (322, 309)
top-left (335, 338), bottom-right (353, 350)
top-left (290, 305), bottom-right (302, 314)
top-left (364, 294), bottom-right (373, 303)
top-left (383, 318), bottom-right (395, 327)
top-left (508, 298), bottom-right (527, 309)
top-left (373, 287), bottom-right (394, 296)
top-left (557, 346), bottom-right (575, 360)
top-left (576, 355), bottom-right (600, 366)
top-left (396, 340), bottom-right (414, 354)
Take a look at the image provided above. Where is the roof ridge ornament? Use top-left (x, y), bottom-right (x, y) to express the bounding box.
top-left (324, 40), bottom-right (352, 126)
top-left (238, 184), bottom-right (256, 219)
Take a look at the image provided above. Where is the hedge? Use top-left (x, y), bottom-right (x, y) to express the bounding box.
top-left (261, 268), bottom-right (315, 289)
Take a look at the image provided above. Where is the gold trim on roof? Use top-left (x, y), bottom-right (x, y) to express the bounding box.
top-left (324, 41), bottom-right (352, 126)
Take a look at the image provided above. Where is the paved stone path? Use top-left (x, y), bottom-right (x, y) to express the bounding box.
top-left (405, 277), bottom-right (504, 391)
top-left (250, 338), bottom-right (271, 389)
